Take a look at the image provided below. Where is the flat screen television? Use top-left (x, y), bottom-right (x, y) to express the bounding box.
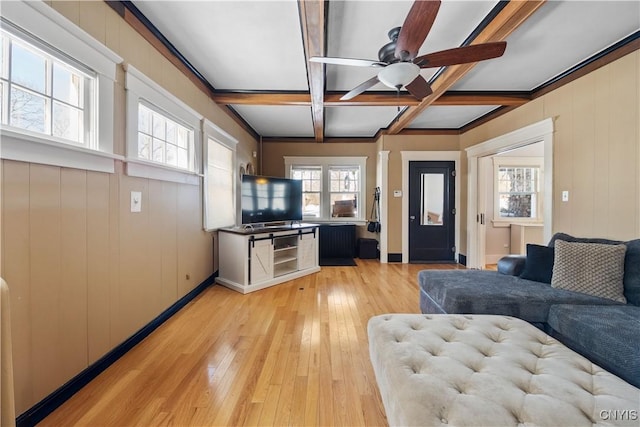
top-left (241, 175), bottom-right (303, 225)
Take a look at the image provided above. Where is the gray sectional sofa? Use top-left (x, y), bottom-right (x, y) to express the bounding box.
top-left (418, 233), bottom-right (640, 387)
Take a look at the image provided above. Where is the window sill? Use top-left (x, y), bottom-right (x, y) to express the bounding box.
top-left (125, 159), bottom-right (201, 185)
top-left (492, 220), bottom-right (543, 228)
top-left (306, 219), bottom-right (367, 226)
top-left (0, 127), bottom-right (122, 173)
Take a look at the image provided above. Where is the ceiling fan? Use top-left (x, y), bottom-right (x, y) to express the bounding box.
top-left (310, 0), bottom-right (507, 101)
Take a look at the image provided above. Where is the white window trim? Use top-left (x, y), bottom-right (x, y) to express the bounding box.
top-left (284, 156), bottom-right (367, 223)
top-left (492, 156), bottom-right (544, 225)
top-left (125, 64), bottom-right (202, 185)
top-left (203, 118), bottom-right (238, 231)
top-left (0, 0), bottom-right (122, 173)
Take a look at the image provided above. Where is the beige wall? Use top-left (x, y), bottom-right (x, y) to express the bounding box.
top-left (1, 1), bottom-right (257, 414)
top-left (460, 51), bottom-right (640, 254)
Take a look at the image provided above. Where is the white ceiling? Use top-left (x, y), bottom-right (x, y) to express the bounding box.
top-left (131, 0), bottom-right (640, 139)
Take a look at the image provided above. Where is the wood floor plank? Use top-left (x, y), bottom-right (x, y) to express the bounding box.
top-left (39, 260), bottom-right (463, 426)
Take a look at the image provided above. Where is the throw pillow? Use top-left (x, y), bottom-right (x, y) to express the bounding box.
top-left (551, 240), bottom-right (627, 303)
top-left (520, 244), bottom-right (554, 284)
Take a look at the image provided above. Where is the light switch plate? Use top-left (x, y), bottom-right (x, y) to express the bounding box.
top-left (561, 190), bottom-right (569, 202)
top-left (393, 190), bottom-right (402, 198)
top-left (131, 191), bottom-right (142, 212)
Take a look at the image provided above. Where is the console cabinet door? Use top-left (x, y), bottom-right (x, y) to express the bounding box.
top-left (298, 233), bottom-right (317, 271)
top-left (250, 239), bottom-right (273, 284)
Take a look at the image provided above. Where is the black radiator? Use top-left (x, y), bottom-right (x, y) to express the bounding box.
top-left (319, 224), bottom-right (356, 262)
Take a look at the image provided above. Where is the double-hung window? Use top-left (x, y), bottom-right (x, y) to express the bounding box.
top-left (0, 1), bottom-right (120, 172)
top-left (285, 156), bottom-right (367, 222)
top-left (493, 157), bottom-right (543, 222)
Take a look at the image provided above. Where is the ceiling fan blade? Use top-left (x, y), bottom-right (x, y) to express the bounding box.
top-left (310, 57), bottom-right (386, 68)
top-left (395, 0), bottom-right (441, 61)
top-left (414, 41), bottom-right (507, 68)
top-left (404, 75), bottom-right (432, 100)
top-left (340, 76), bottom-right (381, 101)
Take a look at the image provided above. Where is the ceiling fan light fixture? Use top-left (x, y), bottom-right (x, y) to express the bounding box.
top-left (377, 62), bottom-right (420, 89)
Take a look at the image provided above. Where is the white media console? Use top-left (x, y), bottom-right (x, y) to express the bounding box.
top-left (216, 223), bottom-right (320, 294)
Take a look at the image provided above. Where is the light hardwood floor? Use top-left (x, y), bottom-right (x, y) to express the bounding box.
top-left (40, 260), bottom-right (463, 426)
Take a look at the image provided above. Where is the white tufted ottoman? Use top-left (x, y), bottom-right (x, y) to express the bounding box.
top-left (368, 314), bottom-right (640, 426)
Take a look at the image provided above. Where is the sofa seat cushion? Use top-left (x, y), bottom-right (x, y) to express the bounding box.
top-left (419, 270), bottom-right (622, 323)
top-left (368, 314), bottom-right (640, 427)
top-left (548, 304), bottom-right (640, 387)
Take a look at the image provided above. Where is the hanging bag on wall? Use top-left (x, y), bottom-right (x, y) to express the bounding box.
top-left (367, 187), bottom-right (381, 233)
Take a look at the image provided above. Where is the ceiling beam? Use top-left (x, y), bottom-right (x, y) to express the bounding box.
top-left (386, 0), bottom-right (547, 134)
top-left (298, 0), bottom-right (325, 142)
top-left (211, 91), bottom-right (530, 107)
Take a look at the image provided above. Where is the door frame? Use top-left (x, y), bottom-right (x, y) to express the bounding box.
top-left (465, 118), bottom-right (554, 269)
top-left (401, 151), bottom-right (460, 264)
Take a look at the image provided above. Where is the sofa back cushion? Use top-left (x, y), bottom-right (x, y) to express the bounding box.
top-left (549, 233), bottom-right (640, 306)
top-left (520, 244), bottom-right (554, 284)
top-left (551, 240), bottom-right (627, 303)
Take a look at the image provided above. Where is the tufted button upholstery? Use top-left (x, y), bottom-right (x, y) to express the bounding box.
top-left (368, 314), bottom-right (640, 427)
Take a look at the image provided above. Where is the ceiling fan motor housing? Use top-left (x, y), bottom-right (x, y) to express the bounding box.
top-left (378, 27), bottom-right (402, 63)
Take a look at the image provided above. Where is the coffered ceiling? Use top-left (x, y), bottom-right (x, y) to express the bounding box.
top-left (127, 0), bottom-right (640, 142)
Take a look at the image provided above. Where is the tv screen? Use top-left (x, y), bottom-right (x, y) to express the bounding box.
top-left (241, 175), bottom-right (303, 224)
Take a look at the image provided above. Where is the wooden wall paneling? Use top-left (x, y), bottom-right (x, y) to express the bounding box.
top-left (607, 54), bottom-right (638, 239)
top-left (160, 182), bottom-right (178, 309)
top-left (50, 1), bottom-right (79, 26)
top-left (2, 161), bottom-right (32, 414)
top-left (117, 175), bottom-right (151, 339)
top-left (108, 163), bottom-right (123, 347)
top-left (29, 164), bottom-right (63, 401)
top-left (147, 180), bottom-right (166, 316)
top-left (79, 1), bottom-right (107, 45)
top-left (593, 65), bottom-right (611, 237)
top-left (571, 73), bottom-right (596, 236)
top-left (543, 85), bottom-right (573, 234)
top-left (59, 168), bottom-right (89, 383)
top-left (179, 184), bottom-right (213, 297)
top-left (86, 172), bottom-right (112, 363)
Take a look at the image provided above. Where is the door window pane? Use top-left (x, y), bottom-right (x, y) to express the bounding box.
top-left (420, 173), bottom-right (444, 225)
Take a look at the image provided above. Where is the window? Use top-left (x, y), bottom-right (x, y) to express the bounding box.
top-left (137, 103), bottom-right (194, 170)
top-left (203, 119), bottom-right (237, 230)
top-left (1, 30), bottom-right (93, 146)
top-left (125, 65), bottom-right (202, 183)
top-left (0, 2), bottom-right (120, 172)
top-left (285, 156), bottom-right (367, 222)
top-left (493, 157), bottom-right (543, 222)
top-left (290, 166), bottom-right (322, 218)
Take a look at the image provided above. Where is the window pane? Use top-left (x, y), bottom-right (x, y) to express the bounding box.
top-left (138, 133), bottom-right (151, 159)
top-left (52, 101), bottom-right (82, 143)
top-left (166, 143), bottom-right (178, 166)
top-left (303, 193), bottom-right (320, 217)
top-left (10, 87), bottom-right (46, 132)
top-left (499, 193), bottom-right (532, 218)
top-left (138, 104), bottom-right (152, 134)
top-left (177, 127), bottom-right (189, 148)
top-left (52, 63), bottom-right (82, 107)
top-left (166, 120), bottom-right (176, 144)
top-left (331, 193), bottom-right (357, 217)
top-left (11, 42), bottom-right (46, 93)
top-left (152, 112), bottom-right (165, 139)
top-left (177, 147), bottom-right (189, 169)
top-left (152, 138), bottom-right (164, 162)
